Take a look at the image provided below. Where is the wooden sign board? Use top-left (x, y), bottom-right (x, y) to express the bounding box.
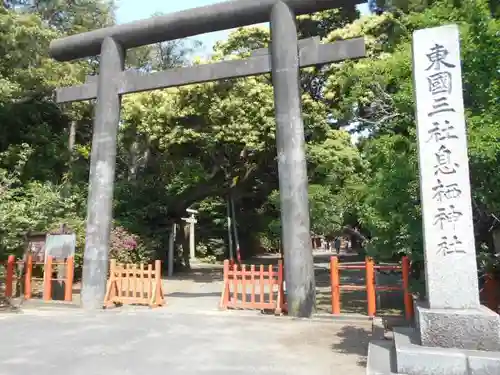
top-left (45, 234), bottom-right (76, 261)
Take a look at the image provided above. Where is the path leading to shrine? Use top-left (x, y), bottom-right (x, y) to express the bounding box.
top-left (163, 261), bottom-right (224, 313)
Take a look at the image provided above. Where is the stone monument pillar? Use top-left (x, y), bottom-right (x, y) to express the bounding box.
top-left (413, 24), bottom-right (500, 352)
top-left (182, 209), bottom-right (198, 262)
top-left (168, 223), bottom-right (176, 277)
top-left (366, 24), bottom-right (500, 375)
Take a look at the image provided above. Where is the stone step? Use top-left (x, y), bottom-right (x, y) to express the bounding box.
top-left (367, 340), bottom-right (402, 375)
top-left (392, 326), bottom-right (500, 375)
top-left (393, 326), bottom-right (415, 350)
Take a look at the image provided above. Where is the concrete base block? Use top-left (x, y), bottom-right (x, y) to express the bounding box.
top-left (416, 301), bottom-right (500, 351)
top-left (394, 327), bottom-right (500, 375)
top-left (366, 340), bottom-right (398, 375)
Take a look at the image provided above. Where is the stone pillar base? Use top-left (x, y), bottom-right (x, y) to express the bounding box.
top-left (416, 300), bottom-right (500, 351)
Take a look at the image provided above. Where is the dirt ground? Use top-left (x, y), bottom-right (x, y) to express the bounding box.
top-left (0, 249), bottom-right (409, 374)
top-left (0, 305), bottom-right (372, 375)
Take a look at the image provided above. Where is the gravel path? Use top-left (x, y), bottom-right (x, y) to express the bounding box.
top-left (0, 307), bottom-right (371, 375)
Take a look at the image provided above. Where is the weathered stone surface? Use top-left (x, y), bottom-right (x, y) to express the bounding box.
top-left (413, 24), bottom-right (480, 310)
top-left (416, 302), bottom-right (500, 351)
top-left (394, 327), bottom-right (500, 375)
top-left (80, 37), bottom-right (124, 310)
top-left (49, 0), bottom-right (364, 61)
top-left (366, 340), bottom-right (398, 375)
top-left (270, 1), bottom-right (314, 317)
top-left (395, 327), bottom-right (468, 375)
top-left (469, 352), bottom-right (500, 375)
top-left (56, 38), bottom-right (365, 103)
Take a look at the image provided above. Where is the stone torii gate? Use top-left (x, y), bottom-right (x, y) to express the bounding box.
top-left (50, 0), bottom-right (365, 316)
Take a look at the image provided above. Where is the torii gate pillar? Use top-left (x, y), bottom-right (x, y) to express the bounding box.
top-left (271, 2), bottom-right (315, 316)
top-left (81, 38), bottom-right (124, 310)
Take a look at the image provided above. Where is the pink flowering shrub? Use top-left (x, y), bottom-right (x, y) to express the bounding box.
top-left (109, 226), bottom-right (153, 264)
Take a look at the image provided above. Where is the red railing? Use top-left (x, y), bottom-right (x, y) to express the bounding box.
top-left (43, 256), bottom-right (75, 302)
top-left (330, 256), bottom-right (413, 319)
top-left (220, 260), bottom-right (285, 314)
top-left (2, 255), bottom-right (32, 299)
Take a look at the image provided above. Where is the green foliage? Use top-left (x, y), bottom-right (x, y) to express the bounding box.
top-left (0, 6), bottom-right (109, 269)
top-left (266, 181), bottom-right (352, 241)
top-left (0, 145), bottom-right (86, 260)
top-left (358, 135), bottom-right (422, 260)
top-left (6, 0), bottom-right (116, 34)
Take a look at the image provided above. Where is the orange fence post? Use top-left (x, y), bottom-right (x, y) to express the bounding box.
top-left (330, 256), bottom-right (340, 315)
top-left (146, 263), bottom-right (152, 302)
top-left (232, 264), bottom-right (239, 303)
top-left (154, 259), bottom-right (163, 306)
top-left (220, 260), bottom-right (230, 309)
top-left (104, 259), bottom-right (117, 307)
top-left (259, 265), bottom-right (264, 306)
top-left (366, 257), bottom-right (376, 317)
top-left (5, 255), bottom-right (15, 298)
top-left (24, 255), bottom-right (33, 299)
top-left (268, 264), bottom-right (274, 306)
top-left (43, 256), bottom-right (53, 301)
top-left (250, 264), bottom-right (256, 305)
top-left (484, 274), bottom-right (498, 313)
top-left (277, 259), bottom-right (285, 311)
top-left (64, 257), bottom-right (74, 302)
top-left (241, 265), bottom-right (247, 304)
top-left (402, 256), bottom-right (414, 320)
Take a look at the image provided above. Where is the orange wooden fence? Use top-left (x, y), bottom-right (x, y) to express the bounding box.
top-left (2, 254), bottom-right (74, 302)
top-left (220, 260), bottom-right (285, 314)
top-left (43, 256), bottom-right (75, 302)
top-left (104, 259), bottom-right (164, 308)
top-left (330, 256), bottom-right (413, 319)
top-left (3, 254), bottom-right (34, 299)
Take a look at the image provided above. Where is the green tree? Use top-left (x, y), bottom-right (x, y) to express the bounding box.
top-left (320, 0), bottom-right (500, 287)
top-left (5, 0), bottom-right (116, 33)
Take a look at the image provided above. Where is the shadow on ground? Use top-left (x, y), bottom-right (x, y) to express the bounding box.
top-left (168, 264), bottom-right (223, 283)
top-left (331, 325), bottom-right (371, 367)
top-left (166, 292), bottom-right (221, 298)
